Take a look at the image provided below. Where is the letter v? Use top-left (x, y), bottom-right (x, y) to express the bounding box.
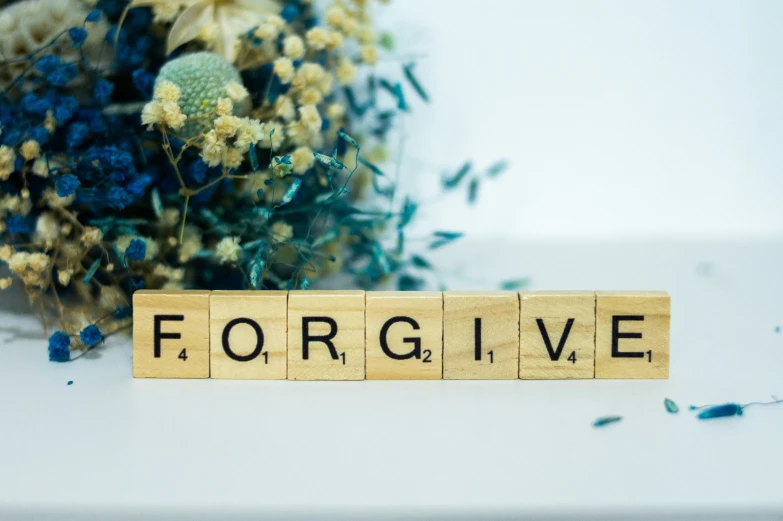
top-left (535, 318), bottom-right (575, 361)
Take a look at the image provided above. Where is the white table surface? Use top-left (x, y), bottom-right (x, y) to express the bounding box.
top-left (1, 239), bottom-right (782, 521)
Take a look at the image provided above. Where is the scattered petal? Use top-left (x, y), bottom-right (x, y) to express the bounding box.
top-left (593, 415), bottom-right (623, 428)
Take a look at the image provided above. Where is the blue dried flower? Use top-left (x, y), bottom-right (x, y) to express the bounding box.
top-left (85, 10), bottom-right (102, 23)
top-left (131, 69), bottom-right (155, 97)
top-left (125, 239), bottom-right (146, 261)
top-left (282, 4), bottom-right (300, 22)
top-left (21, 93), bottom-right (51, 117)
top-left (6, 215), bottom-right (31, 235)
top-left (125, 172), bottom-right (152, 198)
top-left (54, 96), bottom-right (79, 123)
top-left (35, 56), bottom-right (61, 75)
top-left (66, 123), bottom-right (90, 149)
top-left (49, 64), bottom-right (78, 87)
top-left (93, 80), bottom-right (114, 106)
top-left (55, 174), bottom-right (80, 197)
top-left (68, 27), bottom-right (88, 48)
top-left (107, 186), bottom-right (132, 209)
top-left (48, 332), bottom-right (71, 362)
top-left (79, 325), bottom-right (103, 347)
top-left (113, 306), bottom-right (132, 320)
top-left (29, 126), bottom-right (50, 146)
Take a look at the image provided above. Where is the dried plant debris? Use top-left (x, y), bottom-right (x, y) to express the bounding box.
top-left (0, 1), bottom-right (509, 361)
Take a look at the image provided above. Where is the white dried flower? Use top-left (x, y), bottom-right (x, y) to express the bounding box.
top-left (215, 236), bottom-right (241, 264)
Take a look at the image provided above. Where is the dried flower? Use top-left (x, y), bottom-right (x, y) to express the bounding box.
top-left (20, 140), bottom-right (41, 161)
top-left (215, 236), bottom-right (241, 264)
top-left (120, 0), bottom-right (283, 61)
top-left (79, 324), bottom-right (103, 347)
top-left (48, 331), bottom-right (70, 362)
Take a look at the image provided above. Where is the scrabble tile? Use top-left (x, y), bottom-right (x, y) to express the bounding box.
top-left (132, 290), bottom-right (210, 378)
top-left (595, 291), bottom-right (670, 379)
top-left (287, 290), bottom-right (365, 380)
top-left (519, 291), bottom-right (596, 379)
top-left (366, 291), bottom-right (443, 380)
top-left (443, 291), bottom-right (519, 380)
top-left (210, 291), bottom-right (287, 380)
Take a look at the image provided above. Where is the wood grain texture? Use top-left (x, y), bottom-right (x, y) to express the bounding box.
top-left (132, 290), bottom-right (210, 378)
top-left (366, 291), bottom-right (443, 380)
top-left (519, 291), bottom-right (596, 379)
top-left (287, 290), bottom-right (365, 380)
top-left (210, 291), bottom-right (287, 380)
top-left (595, 291), bottom-right (670, 379)
top-left (443, 291), bottom-right (519, 380)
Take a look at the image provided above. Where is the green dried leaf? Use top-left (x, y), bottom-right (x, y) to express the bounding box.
top-left (82, 253), bottom-right (104, 284)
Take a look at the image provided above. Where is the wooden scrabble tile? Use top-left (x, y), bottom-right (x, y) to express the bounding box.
top-left (443, 291), bottom-right (519, 380)
top-left (132, 290), bottom-right (210, 378)
top-left (210, 291), bottom-right (287, 380)
top-left (366, 291), bottom-right (443, 380)
top-left (595, 291), bottom-right (670, 379)
top-left (287, 290), bottom-right (365, 380)
top-left (519, 291), bottom-right (596, 379)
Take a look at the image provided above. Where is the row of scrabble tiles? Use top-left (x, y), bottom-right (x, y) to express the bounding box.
top-left (132, 290), bottom-right (670, 380)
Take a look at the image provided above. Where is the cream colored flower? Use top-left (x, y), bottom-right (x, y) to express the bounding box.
top-left (20, 140), bottom-right (41, 161)
top-left (299, 88), bottom-right (323, 106)
top-left (306, 27), bottom-right (329, 51)
top-left (225, 81), bottom-right (249, 103)
top-left (234, 118), bottom-right (264, 153)
top-left (335, 59), bottom-right (357, 85)
top-left (35, 213), bottom-right (59, 242)
top-left (299, 105), bottom-right (322, 133)
top-left (213, 115), bottom-right (242, 138)
top-left (360, 45), bottom-right (378, 65)
top-left (32, 157), bottom-right (49, 177)
top-left (44, 111), bottom-right (57, 133)
top-left (120, 0), bottom-right (283, 62)
top-left (269, 221), bottom-right (294, 243)
top-left (81, 226), bottom-right (104, 246)
top-left (283, 35), bottom-right (305, 60)
top-left (216, 98), bottom-right (233, 116)
top-left (154, 80), bottom-right (181, 103)
top-left (0, 145), bottom-right (16, 181)
top-left (215, 236), bottom-right (241, 264)
top-left (275, 97), bottom-right (295, 121)
top-left (200, 130), bottom-right (228, 167)
top-left (326, 103), bottom-right (346, 120)
top-left (327, 31), bottom-right (344, 51)
top-left (273, 57), bottom-right (295, 84)
top-left (58, 268), bottom-right (73, 286)
top-left (290, 146), bottom-right (315, 174)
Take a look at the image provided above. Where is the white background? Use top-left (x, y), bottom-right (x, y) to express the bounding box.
top-left (377, 0), bottom-right (783, 239)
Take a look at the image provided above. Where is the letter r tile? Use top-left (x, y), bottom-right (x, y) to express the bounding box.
top-left (365, 291), bottom-right (443, 380)
top-left (287, 290), bottom-right (365, 381)
top-left (132, 290), bottom-right (210, 378)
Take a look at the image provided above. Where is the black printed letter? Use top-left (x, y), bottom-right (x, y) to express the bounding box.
top-left (536, 318), bottom-right (575, 361)
top-left (474, 318), bottom-right (482, 361)
top-left (302, 317), bottom-right (339, 360)
top-left (222, 317), bottom-right (264, 362)
top-left (611, 315), bottom-right (644, 358)
top-left (380, 316), bottom-right (421, 360)
top-left (154, 315), bottom-right (184, 358)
